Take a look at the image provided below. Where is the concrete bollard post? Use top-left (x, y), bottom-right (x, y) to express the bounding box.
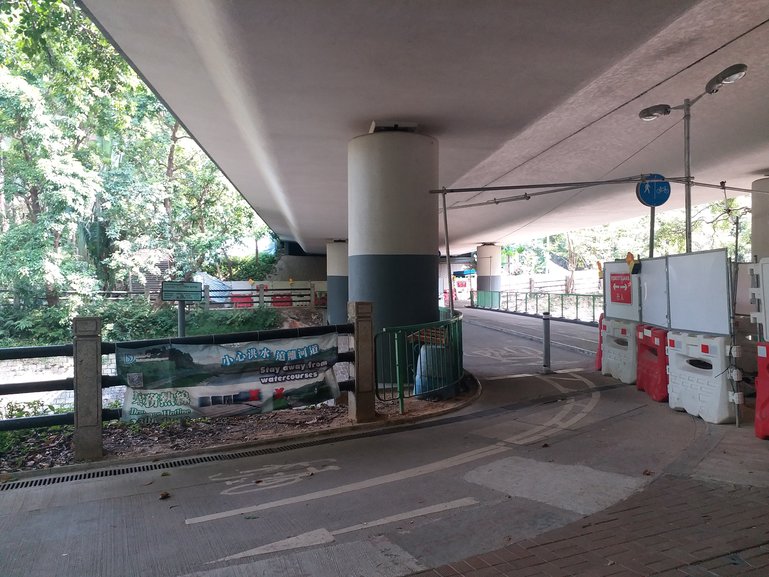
top-left (73, 317), bottom-right (103, 461)
top-left (348, 301), bottom-right (377, 423)
top-left (542, 311), bottom-right (553, 374)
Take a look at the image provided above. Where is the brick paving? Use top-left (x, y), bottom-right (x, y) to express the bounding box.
top-left (409, 475), bottom-right (769, 577)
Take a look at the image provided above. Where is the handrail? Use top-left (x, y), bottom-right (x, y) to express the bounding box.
top-left (472, 290), bottom-right (601, 325)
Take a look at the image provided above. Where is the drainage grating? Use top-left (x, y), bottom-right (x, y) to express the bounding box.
top-left (0, 438), bottom-right (326, 492)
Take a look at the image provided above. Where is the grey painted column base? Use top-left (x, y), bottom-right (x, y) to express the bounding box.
top-left (349, 254), bottom-right (438, 331)
top-left (327, 275), bottom-right (349, 325)
top-left (477, 275), bottom-right (501, 292)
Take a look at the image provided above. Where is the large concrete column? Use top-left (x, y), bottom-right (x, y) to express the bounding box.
top-left (752, 178), bottom-right (769, 261)
top-left (348, 130), bottom-right (438, 330)
top-left (326, 240), bottom-right (349, 325)
top-left (476, 243), bottom-right (502, 291)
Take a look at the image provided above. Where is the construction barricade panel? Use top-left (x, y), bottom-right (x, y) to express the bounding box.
top-left (601, 318), bottom-right (637, 384)
top-left (666, 331), bottom-right (735, 424)
top-left (636, 324), bottom-right (668, 402)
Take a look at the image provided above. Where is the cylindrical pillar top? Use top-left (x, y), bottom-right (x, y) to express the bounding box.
top-left (476, 244), bottom-right (502, 276)
top-left (326, 240), bottom-right (348, 277)
top-left (348, 131), bottom-right (438, 256)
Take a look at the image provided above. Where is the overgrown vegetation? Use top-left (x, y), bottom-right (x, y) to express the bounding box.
top-left (0, 400), bottom-right (73, 471)
top-left (0, 298), bottom-right (282, 346)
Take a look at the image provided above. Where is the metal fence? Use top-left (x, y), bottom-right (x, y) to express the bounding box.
top-left (374, 308), bottom-right (464, 413)
top-left (472, 290), bottom-right (602, 324)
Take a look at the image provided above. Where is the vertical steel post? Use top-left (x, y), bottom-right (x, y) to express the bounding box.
top-left (684, 98), bottom-right (692, 253)
top-left (442, 192), bottom-right (454, 315)
top-left (649, 205), bottom-right (656, 258)
top-left (542, 312), bottom-right (552, 373)
top-left (177, 300), bottom-right (186, 337)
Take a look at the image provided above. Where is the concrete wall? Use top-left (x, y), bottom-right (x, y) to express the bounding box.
top-left (268, 255), bottom-right (327, 281)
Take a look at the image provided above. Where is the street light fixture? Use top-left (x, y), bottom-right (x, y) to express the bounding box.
top-left (638, 63), bottom-right (747, 253)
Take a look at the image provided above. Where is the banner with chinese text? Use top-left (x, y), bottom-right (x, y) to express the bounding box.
top-left (116, 334), bottom-right (339, 423)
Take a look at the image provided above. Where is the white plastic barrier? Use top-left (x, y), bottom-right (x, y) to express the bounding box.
top-left (601, 318), bottom-right (638, 384)
top-left (666, 331), bottom-right (736, 424)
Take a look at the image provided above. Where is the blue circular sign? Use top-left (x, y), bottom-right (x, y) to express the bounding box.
top-left (636, 174), bottom-right (671, 207)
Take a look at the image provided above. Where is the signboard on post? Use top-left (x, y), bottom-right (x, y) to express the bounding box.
top-left (636, 174), bottom-right (671, 207)
top-left (161, 281), bottom-right (203, 302)
top-left (609, 273), bottom-right (632, 304)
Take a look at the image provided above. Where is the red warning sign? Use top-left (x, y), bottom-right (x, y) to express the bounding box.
top-left (610, 273), bottom-right (632, 304)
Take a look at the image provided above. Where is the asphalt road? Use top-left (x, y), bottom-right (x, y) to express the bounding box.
top-left (0, 312), bottom-right (711, 577)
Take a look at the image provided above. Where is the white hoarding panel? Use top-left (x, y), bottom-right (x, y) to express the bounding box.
top-left (735, 263), bottom-right (757, 316)
top-left (639, 257), bottom-right (668, 329)
top-left (668, 249), bottom-right (731, 335)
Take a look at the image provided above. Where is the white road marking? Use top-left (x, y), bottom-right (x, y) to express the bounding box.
top-left (187, 372), bottom-right (601, 526)
top-left (186, 446), bottom-right (507, 525)
top-left (502, 372), bottom-right (600, 446)
top-left (211, 498), bottom-right (478, 563)
top-left (485, 368), bottom-right (586, 381)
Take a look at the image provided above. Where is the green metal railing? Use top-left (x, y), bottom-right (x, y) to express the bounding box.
top-left (374, 308), bottom-right (464, 413)
top-left (472, 290), bottom-right (602, 324)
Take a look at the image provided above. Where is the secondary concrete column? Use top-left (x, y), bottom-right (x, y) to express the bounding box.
top-left (73, 317), bottom-right (103, 461)
top-left (752, 178), bottom-right (769, 260)
top-left (326, 240), bottom-right (349, 325)
top-left (476, 243), bottom-right (502, 291)
top-left (348, 130), bottom-right (439, 330)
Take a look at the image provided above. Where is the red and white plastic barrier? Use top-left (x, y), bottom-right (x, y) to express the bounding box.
top-left (666, 332), bottom-right (735, 424)
top-left (636, 324), bottom-right (668, 402)
top-left (601, 318), bottom-right (638, 384)
top-left (756, 343), bottom-right (769, 440)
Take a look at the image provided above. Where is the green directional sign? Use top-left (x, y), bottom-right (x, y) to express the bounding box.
top-left (161, 281), bottom-right (203, 302)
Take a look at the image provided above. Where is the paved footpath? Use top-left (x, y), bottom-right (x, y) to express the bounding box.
top-left (411, 309), bottom-right (769, 577)
top-left (410, 475), bottom-right (769, 576)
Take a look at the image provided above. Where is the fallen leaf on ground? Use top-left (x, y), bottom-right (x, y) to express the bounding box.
top-left (159, 491), bottom-right (171, 500)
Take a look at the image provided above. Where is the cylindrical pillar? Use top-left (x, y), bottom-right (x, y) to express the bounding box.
top-left (476, 243), bottom-right (502, 291)
top-left (348, 131), bottom-right (439, 330)
top-left (752, 178), bottom-right (769, 261)
top-left (326, 240), bottom-right (349, 325)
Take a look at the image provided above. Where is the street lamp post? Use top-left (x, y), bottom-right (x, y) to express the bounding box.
top-left (639, 64), bottom-right (747, 253)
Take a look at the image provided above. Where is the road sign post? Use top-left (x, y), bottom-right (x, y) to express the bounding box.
top-left (636, 174), bottom-right (671, 258)
top-left (161, 281), bottom-right (203, 337)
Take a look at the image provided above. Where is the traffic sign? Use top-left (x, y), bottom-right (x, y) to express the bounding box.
top-left (161, 281), bottom-right (203, 302)
top-left (636, 174), bottom-right (671, 207)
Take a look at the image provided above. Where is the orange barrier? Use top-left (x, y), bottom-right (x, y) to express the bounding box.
top-left (636, 324), bottom-right (668, 402)
top-left (756, 343), bottom-right (769, 440)
top-left (231, 293), bottom-right (254, 308)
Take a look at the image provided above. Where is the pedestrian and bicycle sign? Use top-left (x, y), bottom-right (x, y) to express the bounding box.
top-left (161, 281), bottom-right (203, 302)
top-left (636, 173), bottom-right (671, 207)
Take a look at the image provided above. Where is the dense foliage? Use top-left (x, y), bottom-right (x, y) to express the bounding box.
top-left (0, 0), bottom-right (270, 311)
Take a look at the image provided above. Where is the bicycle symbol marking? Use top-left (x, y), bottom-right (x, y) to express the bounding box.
top-left (209, 459), bottom-right (340, 495)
